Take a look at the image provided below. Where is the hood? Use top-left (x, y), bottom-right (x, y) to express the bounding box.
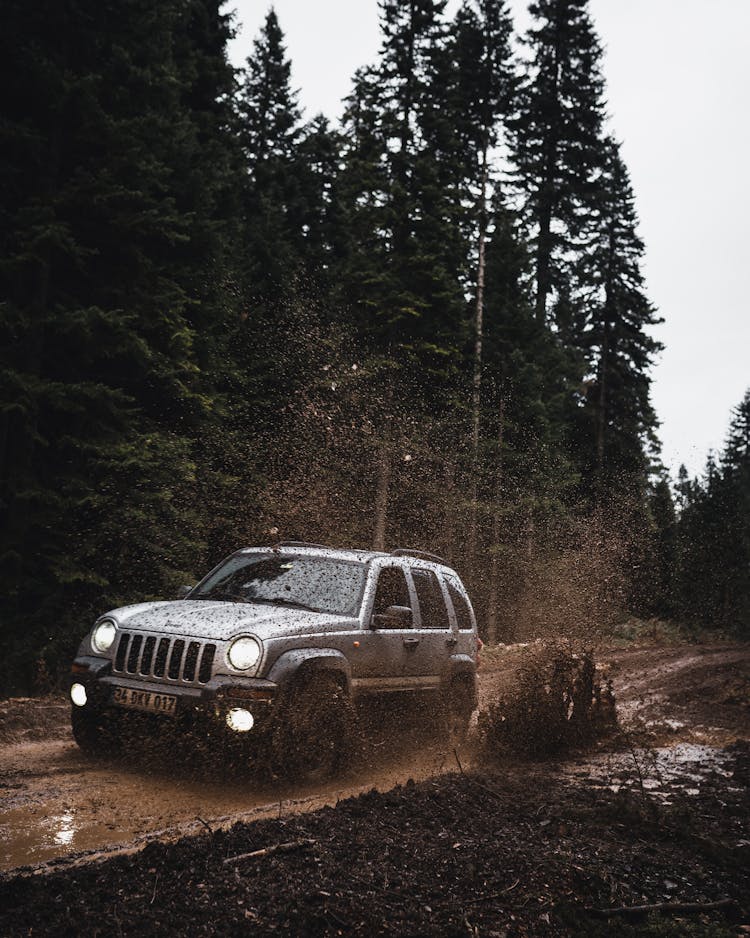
top-left (106, 600), bottom-right (358, 642)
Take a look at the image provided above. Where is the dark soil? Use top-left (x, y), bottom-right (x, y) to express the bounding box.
top-left (2, 641), bottom-right (749, 936)
top-left (1, 742), bottom-right (748, 937)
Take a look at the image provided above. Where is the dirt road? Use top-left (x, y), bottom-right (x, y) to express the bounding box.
top-left (1, 641), bottom-right (748, 875)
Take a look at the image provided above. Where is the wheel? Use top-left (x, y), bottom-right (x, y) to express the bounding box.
top-left (71, 706), bottom-right (121, 756)
top-left (270, 672), bottom-right (359, 783)
top-left (443, 679), bottom-right (475, 748)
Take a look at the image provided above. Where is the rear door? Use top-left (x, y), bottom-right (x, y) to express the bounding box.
top-left (405, 566), bottom-right (453, 685)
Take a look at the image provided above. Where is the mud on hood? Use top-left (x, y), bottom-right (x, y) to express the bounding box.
top-left (108, 600), bottom-right (357, 642)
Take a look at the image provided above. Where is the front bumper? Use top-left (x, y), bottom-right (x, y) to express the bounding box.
top-left (69, 655), bottom-right (278, 732)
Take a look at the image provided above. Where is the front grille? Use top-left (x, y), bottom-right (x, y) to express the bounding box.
top-left (113, 632), bottom-right (216, 685)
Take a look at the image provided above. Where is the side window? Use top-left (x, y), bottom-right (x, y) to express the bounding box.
top-left (373, 567), bottom-right (412, 617)
top-left (446, 578), bottom-right (474, 631)
top-left (412, 569), bottom-right (450, 629)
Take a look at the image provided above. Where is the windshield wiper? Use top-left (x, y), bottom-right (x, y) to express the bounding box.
top-left (253, 597), bottom-right (319, 612)
top-left (194, 590), bottom-right (248, 604)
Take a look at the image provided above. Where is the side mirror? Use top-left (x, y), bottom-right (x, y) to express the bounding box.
top-left (372, 605), bottom-right (412, 629)
top-left (176, 584), bottom-right (194, 599)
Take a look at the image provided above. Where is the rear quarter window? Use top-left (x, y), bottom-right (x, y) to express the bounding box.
top-left (412, 568), bottom-right (450, 629)
top-left (445, 577), bottom-right (475, 631)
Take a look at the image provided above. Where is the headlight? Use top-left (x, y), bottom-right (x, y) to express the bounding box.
top-left (227, 636), bottom-right (261, 671)
top-left (92, 620), bottom-right (117, 653)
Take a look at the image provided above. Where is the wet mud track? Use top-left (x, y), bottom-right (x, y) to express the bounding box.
top-left (0, 641), bottom-right (748, 936)
top-left (0, 715), bottom-right (459, 873)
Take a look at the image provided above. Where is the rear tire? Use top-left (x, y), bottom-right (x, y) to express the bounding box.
top-left (444, 679), bottom-right (475, 748)
top-left (270, 672), bottom-right (359, 783)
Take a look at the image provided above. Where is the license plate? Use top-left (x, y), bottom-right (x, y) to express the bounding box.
top-left (111, 686), bottom-right (177, 716)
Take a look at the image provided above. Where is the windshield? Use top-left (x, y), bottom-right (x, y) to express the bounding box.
top-left (191, 553), bottom-right (366, 617)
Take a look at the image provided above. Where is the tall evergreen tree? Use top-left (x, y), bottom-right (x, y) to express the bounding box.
top-left (452, 0), bottom-right (514, 445)
top-left (716, 391), bottom-right (750, 630)
top-left (338, 0), bottom-right (468, 368)
top-left (0, 0), bottom-right (239, 690)
top-left (573, 137), bottom-right (662, 493)
top-left (236, 9), bottom-right (303, 300)
top-left (509, 0), bottom-right (606, 325)
top-left (336, 0), bottom-right (475, 547)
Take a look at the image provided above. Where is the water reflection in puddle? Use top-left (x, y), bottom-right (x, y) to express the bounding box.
top-left (52, 811), bottom-right (76, 846)
top-left (560, 743), bottom-right (734, 803)
top-left (0, 804), bottom-right (140, 871)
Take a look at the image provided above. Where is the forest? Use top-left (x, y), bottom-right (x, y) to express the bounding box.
top-left (1, 0), bottom-right (748, 695)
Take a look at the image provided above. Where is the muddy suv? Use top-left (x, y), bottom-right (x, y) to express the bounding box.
top-left (69, 543), bottom-right (480, 778)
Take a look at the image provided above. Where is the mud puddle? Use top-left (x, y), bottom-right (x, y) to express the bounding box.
top-left (560, 742), bottom-right (738, 804)
top-left (0, 733), bottom-right (457, 873)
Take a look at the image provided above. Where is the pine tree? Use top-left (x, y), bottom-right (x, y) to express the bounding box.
top-left (509, 0), bottom-right (606, 325)
top-left (648, 476), bottom-right (678, 618)
top-left (718, 391), bottom-right (750, 630)
top-left (236, 9), bottom-right (303, 300)
top-left (573, 137), bottom-right (663, 494)
top-left (0, 0), bottom-right (239, 691)
top-left (450, 0), bottom-right (515, 555)
top-left (335, 0), bottom-right (472, 547)
top-left (339, 0), bottom-right (468, 368)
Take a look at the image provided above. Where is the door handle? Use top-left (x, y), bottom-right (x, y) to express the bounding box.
top-left (403, 636), bottom-right (420, 647)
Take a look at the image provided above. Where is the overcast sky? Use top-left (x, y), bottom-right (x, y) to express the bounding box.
top-left (227, 0), bottom-right (749, 479)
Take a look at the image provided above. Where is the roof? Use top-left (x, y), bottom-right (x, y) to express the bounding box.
top-left (238, 542), bottom-right (456, 571)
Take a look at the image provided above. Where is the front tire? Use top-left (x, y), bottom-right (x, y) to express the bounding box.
top-left (270, 673), bottom-right (359, 783)
top-left (71, 705), bottom-right (120, 756)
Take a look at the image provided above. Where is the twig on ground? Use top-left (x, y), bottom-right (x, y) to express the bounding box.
top-left (587, 898), bottom-right (736, 919)
top-left (453, 749), bottom-right (505, 803)
top-left (195, 816), bottom-right (213, 834)
top-left (222, 838), bottom-right (316, 865)
top-left (464, 879), bottom-right (520, 904)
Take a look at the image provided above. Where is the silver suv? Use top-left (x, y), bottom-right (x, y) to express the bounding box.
top-left (69, 543), bottom-right (480, 778)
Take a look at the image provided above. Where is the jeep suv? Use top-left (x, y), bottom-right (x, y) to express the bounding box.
top-left (69, 543), bottom-right (480, 778)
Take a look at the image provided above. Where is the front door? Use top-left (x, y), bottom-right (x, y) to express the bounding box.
top-left (352, 564), bottom-right (414, 694)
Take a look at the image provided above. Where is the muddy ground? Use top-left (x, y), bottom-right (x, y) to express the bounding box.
top-left (1, 641), bottom-right (749, 936)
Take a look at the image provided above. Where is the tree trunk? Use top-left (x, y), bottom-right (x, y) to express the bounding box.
top-left (596, 322), bottom-right (609, 476)
top-left (468, 145), bottom-right (489, 561)
top-left (596, 222), bottom-right (616, 494)
top-left (372, 437), bottom-right (391, 551)
top-left (442, 458), bottom-right (456, 565)
top-left (486, 396), bottom-right (505, 643)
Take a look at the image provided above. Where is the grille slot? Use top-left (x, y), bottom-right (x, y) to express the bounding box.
top-left (183, 642), bottom-right (199, 682)
top-left (154, 638), bottom-right (170, 676)
top-left (127, 635), bottom-right (142, 673)
top-left (140, 636), bottom-right (156, 675)
top-left (198, 644), bottom-right (216, 683)
top-left (168, 640), bottom-right (185, 680)
top-left (115, 633), bottom-right (130, 671)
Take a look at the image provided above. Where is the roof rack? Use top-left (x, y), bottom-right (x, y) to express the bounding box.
top-left (274, 541), bottom-right (334, 550)
top-left (392, 548), bottom-right (447, 565)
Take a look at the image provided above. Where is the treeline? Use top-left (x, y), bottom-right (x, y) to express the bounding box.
top-left (0, 0), bottom-right (743, 693)
top-left (667, 392), bottom-right (750, 633)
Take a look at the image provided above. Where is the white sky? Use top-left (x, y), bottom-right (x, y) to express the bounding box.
top-left (227, 0), bottom-right (750, 479)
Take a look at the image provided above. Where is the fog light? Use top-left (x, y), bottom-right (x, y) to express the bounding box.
top-left (226, 707), bottom-right (254, 733)
top-left (70, 683), bottom-right (87, 707)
